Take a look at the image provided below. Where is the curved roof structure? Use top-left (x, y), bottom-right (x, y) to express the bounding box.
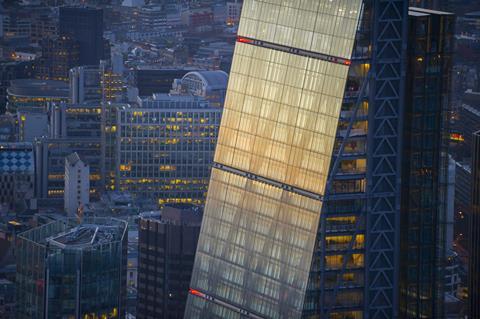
top-left (7, 79), bottom-right (69, 98)
top-left (182, 71), bottom-right (228, 90)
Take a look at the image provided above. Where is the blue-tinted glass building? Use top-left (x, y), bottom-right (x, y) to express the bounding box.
top-left (16, 217), bottom-right (128, 319)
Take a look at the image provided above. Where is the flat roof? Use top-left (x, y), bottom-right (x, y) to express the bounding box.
top-left (48, 224), bottom-right (121, 249)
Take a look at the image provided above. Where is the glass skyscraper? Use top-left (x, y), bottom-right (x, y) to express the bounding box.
top-left (469, 130), bottom-right (480, 318)
top-left (16, 217), bottom-right (127, 319)
top-left (400, 8), bottom-right (454, 318)
top-left (185, 0), bottom-right (452, 318)
top-left (185, 1), bottom-right (364, 318)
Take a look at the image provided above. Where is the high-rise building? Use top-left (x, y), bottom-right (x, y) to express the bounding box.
top-left (64, 152), bottom-right (90, 216)
top-left (469, 130), bottom-right (480, 318)
top-left (185, 0), bottom-right (430, 318)
top-left (59, 7), bottom-right (104, 66)
top-left (36, 36), bottom-right (80, 82)
top-left (399, 7), bottom-right (454, 318)
top-left (115, 95), bottom-right (221, 205)
top-left (16, 217), bottom-right (127, 319)
top-left (185, 1), bottom-right (366, 318)
top-left (137, 205), bottom-right (202, 319)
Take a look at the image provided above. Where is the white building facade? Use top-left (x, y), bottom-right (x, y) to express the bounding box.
top-left (64, 152), bottom-right (90, 216)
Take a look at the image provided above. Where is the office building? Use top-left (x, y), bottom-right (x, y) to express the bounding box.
top-left (171, 70), bottom-right (228, 107)
top-left (181, 7), bottom-right (214, 32)
top-left (0, 114), bottom-right (16, 142)
top-left (185, 0), bottom-right (436, 318)
top-left (16, 217), bottom-right (127, 319)
top-left (226, 1), bottom-right (242, 26)
top-left (1, 6), bottom-right (56, 44)
top-left (35, 36), bottom-right (80, 82)
top-left (185, 1), bottom-right (365, 318)
top-left (115, 95), bottom-right (221, 205)
top-left (49, 101), bottom-right (103, 139)
top-left (37, 99), bottom-right (124, 207)
top-left (35, 138), bottom-right (102, 206)
top-left (137, 205), bottom-right (202, 319)
top-left (0, 60), bottom-right (34, 114)
top-left (399, 8), bottom-right (454, 318)
top-left (469, 130), bottom-right (480, 318)
top-left (17, 110), bottom-right (48, 142)
top-left (64, 152), bottom-right (90, 216)
top-left (59, 7), bottom-right (105, 66)
top-left (100, 61), bottom-right (125, 103)
top-left (69, 65), bottom-right (102, 104)
top-left (6, 79), bottom-right (69, 113)
top-left (0, 143), bottom-right (34, 212)
top-left (134, 5), bottom-right (182, 31)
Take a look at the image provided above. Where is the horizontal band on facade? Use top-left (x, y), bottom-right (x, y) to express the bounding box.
top-left (189, 288), bottom-right (265, 319)
top-left (237, 36), bottom-right (352, 66)
top-left (213, 162), bottom-right (324, 201)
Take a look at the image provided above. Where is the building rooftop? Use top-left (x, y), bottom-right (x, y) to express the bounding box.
top-left (7, 79), bottom-right (69, 98)
top-left (0, 143), bottom-right (34, 174)
top-left (65, 152), bottom-right (89, 167)
top-left (136, 94), bottom-right (214, 109)
top-left (183, 71), bottom-right (228, 90)
top-left (18, 217), bottom-right (128, 250)
top-left (136, 65), bottom-right (198, 71)
top-left (140, 204), bottom-right (203, 226)
top-left (47, 224), bottom-right (121, 249)
top-left (65, 152), bottom-right (82, 166)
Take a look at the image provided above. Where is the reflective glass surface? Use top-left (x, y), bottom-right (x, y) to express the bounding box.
top-left (186, 0), bottom-right (363, 318)
top-left (238, 0), bottom-right (362, 59)
top-left (186, 168), bottom-right (322, 318)
top-left (216, 43), bottom-right (349, 195)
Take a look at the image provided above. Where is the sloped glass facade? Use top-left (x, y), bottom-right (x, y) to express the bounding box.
top-left (185, 1), bottom-right (363, 318)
